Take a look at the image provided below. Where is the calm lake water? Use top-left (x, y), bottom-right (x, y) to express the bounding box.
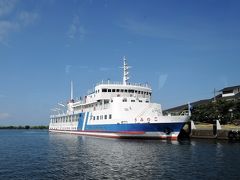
top-left (0, 130), bottom-right (240, 179)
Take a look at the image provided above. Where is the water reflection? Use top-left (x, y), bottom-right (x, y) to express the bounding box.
top-left (47, 134), bottom-right (200, 179)
top-left (1, 131), bottom-right (240, 179)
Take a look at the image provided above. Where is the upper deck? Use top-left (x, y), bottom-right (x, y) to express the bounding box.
top-left (51, 57), bottom-right (154, 115)
top-left (77, 80), bottom-right (152, 105)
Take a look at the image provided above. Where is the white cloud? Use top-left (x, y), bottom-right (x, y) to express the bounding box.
top-left (0, 20), bottom-right (19, 43)
top-left (119, 18), bottom-right (182, 40)
top-left (0, 0), bottom-right (40, 45)
top-left (78, 65), bottom-right (88, 69)
top-left (65, 65), bottom-right (72, 74)
top-left (67, 16), bottom-right (86, 40)
top-left (118, 18), bottom-right (204, 41)
top-left (65, 65), bottom-right (89, 75)
top-left (158, 74), bottom-right (168, 90)
top-left (0, 112), bottom-right (10, 120)
top-left (99, 67), bottom-right (111, 72)
top-left (0, 0), bottom-right (18, 17)
top-left (18, 11), bottom-right (39, 26)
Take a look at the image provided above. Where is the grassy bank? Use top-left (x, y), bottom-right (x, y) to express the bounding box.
top-left (196, 123), bottom-right (240, 130)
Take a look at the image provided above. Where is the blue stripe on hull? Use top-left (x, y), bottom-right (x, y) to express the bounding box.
top-left (79, 122), bottom-right (185, 133)
top-left (77, 112), bottom-right (85, 130)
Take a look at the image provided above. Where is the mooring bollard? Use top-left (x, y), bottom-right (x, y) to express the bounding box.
top-left (188, 120), bottom-right (196, 136)
top-left (213, 120), bottom-right (222, 136)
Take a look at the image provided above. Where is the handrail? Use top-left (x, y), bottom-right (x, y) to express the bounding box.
top-left (96, 81), bottom-right (151, 88)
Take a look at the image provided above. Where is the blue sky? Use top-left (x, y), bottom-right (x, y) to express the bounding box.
top-left (0, 0), bottom-right (240, 125)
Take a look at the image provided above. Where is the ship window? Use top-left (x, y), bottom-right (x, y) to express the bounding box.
top-left (129, 89), bottom-right (134, 93)
top-left (105, 115), bottom-right (107, 119)
top-left (116, 89), bottom-right (120, 92)
top-left (100, 115), bottom-right (103, 120)
top-left (121, 89), bottom-right (124, 92)
top-left (146, 101), bottom-right (149, 103)
top-left (131, 100), bottom-right (135, 102)
top-left (102, 89), bottom-right (107, 92)
top-left (125, 89), bottom-right (127, 92)
top-left (149, 92), bottom-right (152, 96)
top-left (146, 92), bottom-right (149, 95)
top-left (93, 116), bottom-right (95, 120)
top-left (123, 98), bottom-right (127, 102)
top-left (112, 89), bottom-right (116, 92)
top-left (139, 100), bottom-right (142, 102)
top-left (138, 91), bottom-right (140, 94)
top-left (109, 114), bottom-right (112, 119)
top-left (97, 116), bottom-right (99, 120)
top-left (135, 90), bottom-right (137, 93)
top-left (108, 89), bottom-right (111, 92)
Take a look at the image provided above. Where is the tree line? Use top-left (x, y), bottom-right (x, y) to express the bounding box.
top-left (191, 99), bottom-right (240, 124)
top-left (0, 125), bottom-right (49, 129)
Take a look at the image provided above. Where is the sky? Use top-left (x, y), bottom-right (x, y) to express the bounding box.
top-left (0, 0), bottom-right (240, 126)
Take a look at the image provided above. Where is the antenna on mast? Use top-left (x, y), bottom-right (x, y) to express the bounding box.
top-left (122, 56), bottom-right (131, 85)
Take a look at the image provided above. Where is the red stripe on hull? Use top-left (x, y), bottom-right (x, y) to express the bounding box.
top-left (49, 129), bottom-right (178, 140)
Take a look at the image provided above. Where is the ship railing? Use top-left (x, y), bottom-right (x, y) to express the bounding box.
top-left (95, 81), bottom-right (151, 88)
top-left (50, 113), bottom-right (67, 118)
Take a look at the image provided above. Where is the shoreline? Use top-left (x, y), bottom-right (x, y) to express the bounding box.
top-left (0, 126), bottom-right (49, 129)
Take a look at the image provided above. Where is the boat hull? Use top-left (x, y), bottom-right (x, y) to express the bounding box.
top-left (49, 122), bottom-right (187, 140)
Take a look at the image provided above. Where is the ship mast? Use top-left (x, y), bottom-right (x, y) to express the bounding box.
top-left (70, 80), bottom-right (73, 101)
top-left (123, 57), bottom-right (130, 85)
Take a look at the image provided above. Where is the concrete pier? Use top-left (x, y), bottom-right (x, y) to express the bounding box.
top-left (181, 120), bottom-right (240, 140)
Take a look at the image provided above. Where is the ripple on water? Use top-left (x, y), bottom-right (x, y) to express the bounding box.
top-left (0, 130), bottom-right (240, 179)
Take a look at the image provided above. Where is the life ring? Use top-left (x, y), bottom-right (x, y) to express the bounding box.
top-left (147, 118), bottom-right (150, 122)
top-left (140, 118), bottom-right (143, 122)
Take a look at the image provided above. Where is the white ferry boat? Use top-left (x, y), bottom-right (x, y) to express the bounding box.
top-left (49, 58), bottom-right (190, 140)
